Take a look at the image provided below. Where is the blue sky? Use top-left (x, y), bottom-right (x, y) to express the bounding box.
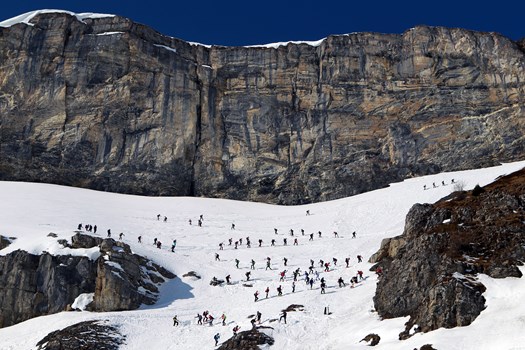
top-left (1, 1), bottom-right (523, 46)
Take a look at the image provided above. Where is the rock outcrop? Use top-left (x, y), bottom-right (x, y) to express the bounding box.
top-left (372, 169), bottom-right (525, 338)
top-left (36, 320), bottom-right (125, 350)
top-left (0, 234), bottom-right (175, 328)
top-left (218, 328), bottom-right (275, 350)
top-left (1, 11), bottom-right (525, 204)
top-left (0, 235), bottom-right (14, 250)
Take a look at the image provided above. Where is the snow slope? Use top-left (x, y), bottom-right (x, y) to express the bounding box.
top-left (1, 161), bottom-right (525, 350)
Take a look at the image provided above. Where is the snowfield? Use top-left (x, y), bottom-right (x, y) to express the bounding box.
top-left (2, 161), bottom-right (525, 350)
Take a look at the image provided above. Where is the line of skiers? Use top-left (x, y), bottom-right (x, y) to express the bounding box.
top-left (423, 178), bottom-right (456, 190)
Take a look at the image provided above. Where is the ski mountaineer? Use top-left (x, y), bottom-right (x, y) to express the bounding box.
top-left (173, 315), bottom-right (179, 326)
top-left (214, 333), bottom-right (220, 346)
top-left (279, 310), bottom-right (287, 324)
top-left (254, 291), bottom-right (259, 302)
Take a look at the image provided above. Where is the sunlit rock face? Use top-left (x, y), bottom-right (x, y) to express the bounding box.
top-left (1, 12), bottom-right (525, 204)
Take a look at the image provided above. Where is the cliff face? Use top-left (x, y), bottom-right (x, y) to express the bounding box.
top-left (0, 234), bottom-right (175, 328)
top-left (1, 12), bottom-right (525, 204)
top-left (371, 170), bottom-right (525, 338)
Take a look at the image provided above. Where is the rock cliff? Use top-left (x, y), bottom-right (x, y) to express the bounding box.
top-left (371, 169), bottom-right (525, 338)
top-left (0, 234), bottom-right (175, 328)
top-left (1, 11), bottom-right (525, 204)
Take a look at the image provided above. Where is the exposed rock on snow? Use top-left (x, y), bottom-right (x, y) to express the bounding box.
top-left (360, 333), bottom-right (381, 346)
top-left (0, 235), bottom-right (175, 328)
top-left (217, 328), bottom-right (275, 350)
top-left (372, 169), bottom-right (525, 338)
top-left (35, 320), bottom-right (124, 350)
top-left (0, 235), bottom-right (14, 250)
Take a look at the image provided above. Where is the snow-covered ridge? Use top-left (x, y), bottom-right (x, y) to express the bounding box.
top-left (0, 10), bottom-right (114, 28)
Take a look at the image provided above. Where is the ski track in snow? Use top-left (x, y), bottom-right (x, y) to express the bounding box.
top-left (1, 161), bottom-right (525, 349)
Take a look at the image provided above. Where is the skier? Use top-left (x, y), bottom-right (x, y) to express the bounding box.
top-left (214, 333), bottom-right (220, 346)
top-left (279, 310), bottom-right (287, 324)
top-left (256, 311), bottom-right (262, 324)
top-left (274, 228), bottom-right (278, 234)
top-left (245, 271), bottom-right (251, 281)
top-left (309, 278), bottom-right (314, 289)
top-left (423, 184), bottom-right (427, 190)
top-left (318, 231), bottom-right (322, 238)
top-left (321, 281), bottom-right (326, 294)
top-left (306, 210), bottom-right (310, 216)
top-left (196, 313), bottom-right (203, 325)
top-left (251, 259), bottom-right (256, 270)
top-left (234, 241), bottom-right (238, 249)
top-left (164, 216), bottom-right (168, 222)
top-left (442, 180), bottom-right (446, 186)
top-left (258, 239), bottom-right (263, 247)
top-left (200, 214), bottom-right (204, 221)
top-left (338, 277), bottom-right (345, 287)
top-left (198, 219), bottom-right (202, 227)
top-left (77, 223), bottom-right (82, 230)
top-left (309, 233), bottom-right (314, 241)
top-left (219, 242), bottom-right (224, 250)
top-left (283, 257), bottom-right (288, 266)
top-left (231, 223), bottom-right (235, 230)
top-left (154, 237), bottom-right (157, 245)
top-left (301, 229), bottom-right (304, 236)
top-left (352, 231), bottom-right (356, 239)
top-left (157, 214), bottom-right (161, 220)
top-left (156, 241), bottom-right (162, 249)
top-left (265, 286), bottom-right (270, 298)
top-left (138, 236), bottom-right (142, 243)
top-left (357, 270), bottom-right (364, 280)
top-left (189, 219), bottom-right (192, 225)
top-left (279, 270), bottom-right (286, 282)
top-left (226, 274), bottom-right (231, 284)
top-left (119, 232), bottom-right (124, 240)
top-left (215, 253), bottom-right (220, 261)
top-left (290, 229), bottom-right (294, 236)
top-left (333, 231), bottom-right (339, 238)
top-left (173, 315), bottom-right (179, 326)
top-left (208, 314), bottom-right (215, 326)
top-left (221, 313), bottom-right (226, 326)
top-left (107, 229), bottom-right (111, 238)
top-left (332, 257), bottom-right (337, 266)
top-left (283, 238), bottom-right (287, 246)
top-left (254, 290), bottom-right (259, 302)
top-left (319, 259), bottom-right (324, 268)
top-left (228, 238), bottom-right (233, 246)
top-left (293, 238), bottom-right (298, 245)
top-left (93, 225), bottom-right (97, 233)
top-left (266, 259), bottom-right (272, 270)
top-left (345, 257), bottom-right (350, 267)
top-left (235, 258), bottom-right (240, 268)
top-left (292, 281), bottom-right (296, 293)
top-left (357, 255), bottom-right (363, 263)
top-left (233, 325), bottom-right (240, 335)
top-left (173, 239), bottom-right (177, 249)
top-left (277, 285), bottom-right (283, 296)
top-left (324, 262), bottom-right (330, 272)
top-left (271, 239), bottom-right (276, 246)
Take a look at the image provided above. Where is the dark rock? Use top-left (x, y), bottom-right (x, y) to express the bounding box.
top-left (0, 250), bottom-right (97, 328)
top-left (1, 12), bottom-right (525, 205)
top-left (57, 239), bottom-right (69, 247)
top-left (360, 333), bottom-right (381, 346)
top-left (182, 271), bottom-right (201, 279)
top-left (210, 277), bottom-right (225, 286)
top-left (420, 345), bottom-right (437, 350)
top-left (47, 233), bottom-right (58, 238)
top-left (71, 233), bottom-right (103, 248)
top-left (283, 304), bottom-right (304, 312)
top-left (0, 235), bottom-right (14, 250)
top-left (217, 328), bottom-right (275, 350)
top-left (0, 234), bottom-right (175, 328)
top-left (372, 169), bottom-right (525, 338)
top-left (36, 320), bottom-right (124, 350)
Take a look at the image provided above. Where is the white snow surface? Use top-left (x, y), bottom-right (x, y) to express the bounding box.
top-left (0, 10), bottom-right (114, 28)
top-left (71, 293), bottom-right (94, 311)
top-left (1, 161), bottom-right (525, 349)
